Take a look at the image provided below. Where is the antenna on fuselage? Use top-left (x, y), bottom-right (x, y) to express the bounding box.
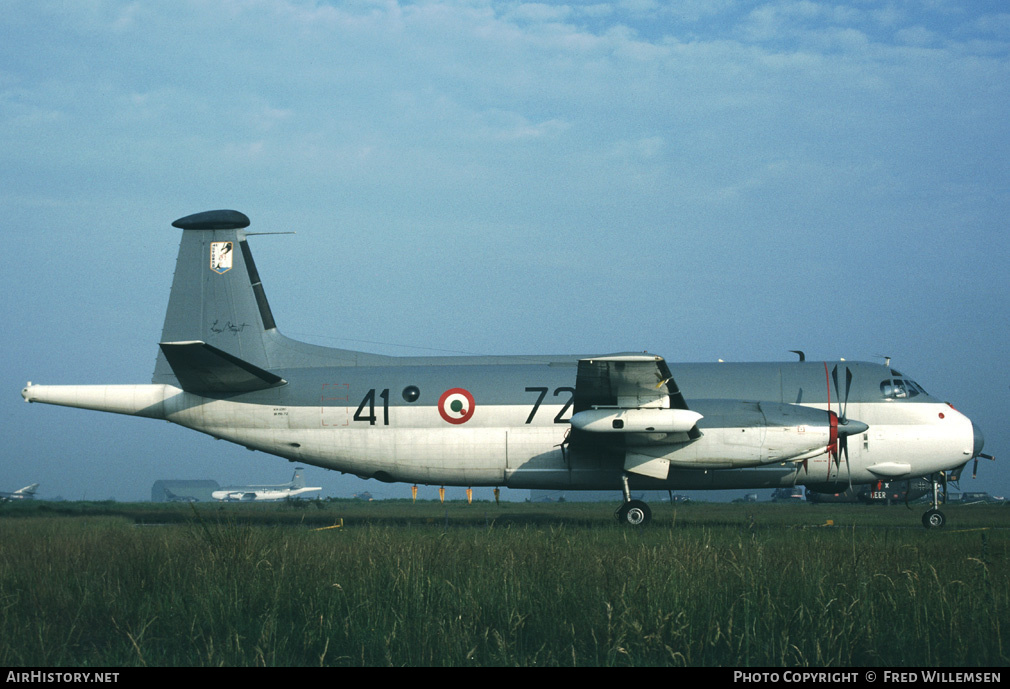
top-left (789, 350), bottom-right (805, 362)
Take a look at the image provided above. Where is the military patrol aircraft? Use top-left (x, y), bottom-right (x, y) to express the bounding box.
top-left (21, 210), bottom-right (987, 528)
top-left (211, 468), bottom-right (321, 502)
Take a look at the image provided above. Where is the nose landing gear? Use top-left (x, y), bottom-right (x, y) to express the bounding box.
top-left (922, 473), bottom-right (946, 529)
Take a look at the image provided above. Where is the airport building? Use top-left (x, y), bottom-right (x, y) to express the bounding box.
top-left (151, 480), bottom-right (220, 502)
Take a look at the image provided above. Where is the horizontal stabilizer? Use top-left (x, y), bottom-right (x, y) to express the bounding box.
top-left (159, 341), bottom-right (286, 394)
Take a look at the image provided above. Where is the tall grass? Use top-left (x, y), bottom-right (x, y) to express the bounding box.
top-left (0, 503), bottom-right (1006, 666)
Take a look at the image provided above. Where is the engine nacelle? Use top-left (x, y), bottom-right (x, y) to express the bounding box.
top-left (618, 400), bottom-right (871, 478)
top-left (570, 407), bottom-right (703, 434)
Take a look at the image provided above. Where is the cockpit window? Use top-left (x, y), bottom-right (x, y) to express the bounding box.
top-left (880, 378), bottom-right (927, 399)
top-left (881, 380), bottom-right (912, 398)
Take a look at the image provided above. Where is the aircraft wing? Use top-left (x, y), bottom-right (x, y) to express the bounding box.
top-left (573, 353), bottom-right (689, 412)
top-left (570, 354), bottom-right (702, 480)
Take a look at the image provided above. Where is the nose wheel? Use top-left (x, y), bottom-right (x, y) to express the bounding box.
top-left (922, 508), bottom-right (946, 529)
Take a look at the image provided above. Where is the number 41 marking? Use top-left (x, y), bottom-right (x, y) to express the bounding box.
top-left (354, 388), bottom-right (389, 426)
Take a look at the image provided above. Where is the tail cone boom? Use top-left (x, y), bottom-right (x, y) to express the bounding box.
top-left (22, 383), bottom-right (170, 419)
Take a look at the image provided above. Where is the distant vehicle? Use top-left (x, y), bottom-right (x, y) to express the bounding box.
top-left (211, 468), bottom-right (321, 502)
top-left (807, 477), bottom-right (932, 505)
top-left (865, 478), bottom-right (932, 504)
top-left (667, 494), bottom-right (691, 503)
top-left (959, 492), bottom-right (1001, 505)
top-left (804, 485), bottom-right (858, 503)
top-left (0, 483), bottom-right (39, 502)
top-left (352, 491), bottom-right (374, 501)
top-left (733, 493), bottom-right (758, 503)
top-left (772, 487), bottom-right (804, 502)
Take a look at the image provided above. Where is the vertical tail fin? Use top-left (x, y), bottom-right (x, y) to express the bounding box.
top-left (165, 210), bottom-right (273, 336)
top-left (153, 210), bottom-right (277, 384)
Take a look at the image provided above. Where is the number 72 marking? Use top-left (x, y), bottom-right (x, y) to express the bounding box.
top-left (525, 387), bottom-right (575, 424)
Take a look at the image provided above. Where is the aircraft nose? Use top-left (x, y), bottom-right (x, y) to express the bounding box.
top-left (972, 421), bottom-right (985, 457)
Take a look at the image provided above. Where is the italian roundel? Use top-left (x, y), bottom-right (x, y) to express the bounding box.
top-left (438, 388), bottom-right (475, 424)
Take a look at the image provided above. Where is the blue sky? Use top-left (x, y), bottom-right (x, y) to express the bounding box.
top-left (3, 0), bottom-right (1007, 502)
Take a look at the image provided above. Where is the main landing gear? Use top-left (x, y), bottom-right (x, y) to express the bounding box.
top-left (616, 473), bottom-right (652, 526)
top-left (922, 473), bottom-right (946, 529)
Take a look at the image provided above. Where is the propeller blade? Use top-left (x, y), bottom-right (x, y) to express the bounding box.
top-left (831, 364), bottom-right (839, 412)
top-left (841, 434), bottom-right (853, 489)
top-left (828, 364), bottom-right (863, 484)
top-left (831, 364), bottom-right (854, 422)
top-left (970, 453), bottom-right (993, 479)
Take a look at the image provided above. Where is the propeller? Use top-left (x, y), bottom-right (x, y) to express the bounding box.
top-left (828, 364), bottom-right (869, 486)
top-left (973, 453), bottom-right (995, 479)
top-left (966, 419), bottom-right (993, 479)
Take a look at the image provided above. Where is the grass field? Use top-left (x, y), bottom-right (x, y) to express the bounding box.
top-left (1, 499), bottom-right (1006, 667)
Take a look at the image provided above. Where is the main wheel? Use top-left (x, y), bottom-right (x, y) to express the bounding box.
top-left (922, 508), bottom-right (946, 529)
top-left (616, 500), bottom-right (652, 526)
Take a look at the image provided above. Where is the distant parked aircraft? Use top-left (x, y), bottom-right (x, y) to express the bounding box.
top-left (0, 483), bottom-right (39, 502)
top-left (0, 480), bottom-right (38, 501)
top-left (211, 468), bottom-right (321, 502)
